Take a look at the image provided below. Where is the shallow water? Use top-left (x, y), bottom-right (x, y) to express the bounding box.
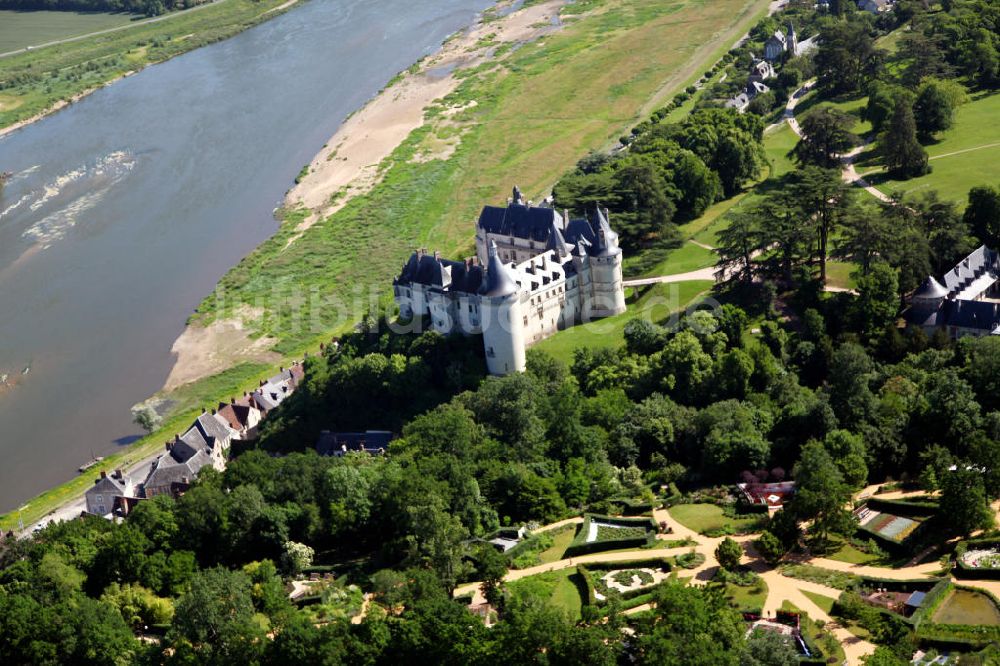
top-left (0, 0), bottom-right (493, 512)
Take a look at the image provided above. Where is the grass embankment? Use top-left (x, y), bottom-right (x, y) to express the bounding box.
top-left (0, 9), bottom-right (141, 53)
top-left (0, 0), bottom-right (769, 529)
top-left (507, 568), bottom-right (585, 619)
top-left (0, 0), bottom-right (297, 130)
top-left (532, 280), bottom-right (714, 363)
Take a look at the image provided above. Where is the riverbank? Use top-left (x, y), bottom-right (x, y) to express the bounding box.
top-left (0, 0), bottom-right (771, 531)
top-left (0, 0), bottom-right (299, 135)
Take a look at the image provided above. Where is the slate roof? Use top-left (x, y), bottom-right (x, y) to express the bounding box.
top-left (192, 412), bottom-right (232, 446)
top-left (316, 430), bottom-right (393, 456)
top-left (912, 276), bottom-right (948, 300)
top-left (477, 201), bottom-right (563, 242)
top-left (143, 449), bottom-right (213, 492)
top-left (172, 427), bottom-right (210, 464)
top-left (481, 240), bottom-right (519, 298)
top-left (87, 475), bottom-right (128, 498)
top-left (941, 299), bottom-right (1000, 331)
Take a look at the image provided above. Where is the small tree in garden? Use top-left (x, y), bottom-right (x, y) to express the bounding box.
top-left (754, 531), bottom-right (786, 566)
top-left (281, 541), bottom-right (314, 576)
top-left (715, 537), bottom-right (742, 570)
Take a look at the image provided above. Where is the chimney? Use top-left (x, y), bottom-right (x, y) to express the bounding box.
top-left (280, 366), bottom-right (284, 372)
top-left (100, 470), bottom-right (107, 479)
top-left (471, 256), bottom-right (480, 267)
top-left (231, 397), bottom-right (236, 405)
top-left (201, 407), bottom-right (207, 414)
top-left (114, 469), bottom-right (123, 479)
top-left (433, 250), bottom-right (441, 261)
top-left (562, 209), bottom-right (570, 227)
top-left (165, 441), bottom-right (172, 451)
top-left (181, 476), bottom-right (189, 485)
top-left (211, 409), bottom-right (216, 415)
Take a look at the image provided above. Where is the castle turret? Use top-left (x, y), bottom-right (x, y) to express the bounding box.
top-left (480, 240), bottom-right (526, 375)
top-left (585, 208), bottom-right (626, 318)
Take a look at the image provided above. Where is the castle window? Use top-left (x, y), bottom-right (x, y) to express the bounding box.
top-left (523, 316), bottom-right (528, 326)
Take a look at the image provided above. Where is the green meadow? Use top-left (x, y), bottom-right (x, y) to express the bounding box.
top-left (0, 0), bottom-right (296, 129)
top-left (0, 9), bottom-right (140, 53)
top-left (862, 92), bottom-right (1000, 204)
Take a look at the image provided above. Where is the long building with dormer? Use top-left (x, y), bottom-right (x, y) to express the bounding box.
top-left (393, 187), bottom-right (626, 375)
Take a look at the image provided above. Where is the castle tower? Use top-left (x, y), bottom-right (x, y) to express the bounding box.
top-left (479, 240), bottom-right (526, 375)
top-left (586, 208), bottom-right (626, 318)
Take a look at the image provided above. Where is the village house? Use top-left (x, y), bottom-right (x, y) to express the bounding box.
top-left (727, 58), bottom-right (775, 113)
top-left (141, 411), bottom-right (236, 498)
top-left (85, 469), bottom-right (134, 518)
top-left (250, 363), bottom-right (305, 412)
top-left (316, 430), bottom-right (394, 456)
top-left (393, 187), bottom-right (626, 375)
top-left (216, 396), bottom-right (264, 440)
top-left (905, 246), bottom-right (1000, 339)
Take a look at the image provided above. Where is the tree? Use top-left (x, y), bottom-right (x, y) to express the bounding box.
top-left (814, 20), bottom-right (884, 94)
top-left (790, 166), bottom-right (856, 283)
top-left (913, 78), bottom-right (965, 140)
top-left (823, 429), bottom-right (869, 489)
top-left (131, 403), bottom-right (161, 434)
top-left (854, 262), bottom-right (899, 338)
top-left (965, 184), bottom-right (1000, 248)
top-left (741, 627), bottom-right (800, 666)
top-left (753, 530), bottom-right (786, 566)
top-left (795, 108), bottom-right (858, 168)
top-left (167, 567), bottom-right (265, 663)
top-left (939, 467), bottom-right (995, 536)
top-left (881, 99), bottom-right (929, 178)
top-left (716, 209), bottom-right (763, 282)
top-left (792, 441), bottom-right (855, 544)
top-left (280, 541), bottom-right (314, 576)
top-left (476, 544), bottom-right (509, 608)
top-left (863, 646), bottom-right (910, 666)
top-left (715, 537), bottom-right (743, 570)
top-left (640, 582), bottom-right (745, 665)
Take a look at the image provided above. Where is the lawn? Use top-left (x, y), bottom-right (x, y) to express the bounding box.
top-left (862, 92), bottom-right (1000, 204)
top-left (532, 280), bottom-right (714, 364)
top-left (507, 568), bottom-right (585, 620)
top-left (824, 261), bottom-right (858, 291)
top-left (0, 9), bottom-right (140, 53)
top-left (668, 503), bottom-right (766, 535)
top-left (826, 539), bottom-right (883, 565)
top-left (721, 579), bottom-right (768, 610)
top-left (763, 121), bottom-right (800, 179)
top-left (537, 525), bottom-right (577, 564)
top-left (777, 563), bottom-right (860, 590)
top-left (801, 589), bottom-right (837, 615)
top-left (642, 241), bottom-right (716, 276)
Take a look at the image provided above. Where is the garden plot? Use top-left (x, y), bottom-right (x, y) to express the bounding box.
top-left (587, 519), bottom-right (649, 543)
top-left (594, 567), bottom-right (670, 601)
top-left (962, 548), bottom-right (1000, 569)
top-left (862, 510), bottom-right (922, 543)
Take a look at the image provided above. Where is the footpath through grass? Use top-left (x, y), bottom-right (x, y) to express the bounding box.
top-left (0, 0), bottom-right (296, 129)
top-left (0, 9), bottom-right (140, 53)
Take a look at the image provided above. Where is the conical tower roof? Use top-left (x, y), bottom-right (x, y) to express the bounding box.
top-left (912, 275), bottom-right (948, 300)
top-left (589, 206), bottom-right (621, 257)
top-left (546, 215), bottom-right (572, 258)
top-left (480, 240), bottom-right (519, 298)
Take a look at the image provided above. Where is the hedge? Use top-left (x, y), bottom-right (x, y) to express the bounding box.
top-left (563, 514), bottom-right (657, 558)
top-left (954, 539), bottom-right (1000, 579)
top-left (578, 560), bottom-right (672, 605)
top-left (864, 497), bottom-right (938, 517)
top-left (909, 580), bottom-right (953, 628)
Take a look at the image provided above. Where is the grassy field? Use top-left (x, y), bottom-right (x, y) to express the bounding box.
top-left (532, 280), bottom-right (714, 364)
top-left (0, 9), bottom-right (141, 53)
top-left (721, 579), bottom-right (768, 610)
top-left (537, 525), bottom-right (577, 563)
top-left (0, 0), bottom-right (295, 129)
top-left (668, 503), bottom-right (765, 535)
top-left (507, 568), bottom-right (585, 619)
top-left (860, 92), bottom-right (1000, 204)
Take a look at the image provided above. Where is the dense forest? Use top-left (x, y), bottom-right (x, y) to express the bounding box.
top-left (0, 0), bottom-right (212, 18)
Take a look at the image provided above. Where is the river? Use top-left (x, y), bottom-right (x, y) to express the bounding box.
top-left (0, 0), bottom-right (494, 513)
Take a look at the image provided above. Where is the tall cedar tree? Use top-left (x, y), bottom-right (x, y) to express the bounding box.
top-left (881, 100), bottom-right (929, 178)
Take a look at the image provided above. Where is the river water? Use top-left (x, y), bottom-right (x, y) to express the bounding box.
top-left (0, 0), bottom-right (493, 512)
